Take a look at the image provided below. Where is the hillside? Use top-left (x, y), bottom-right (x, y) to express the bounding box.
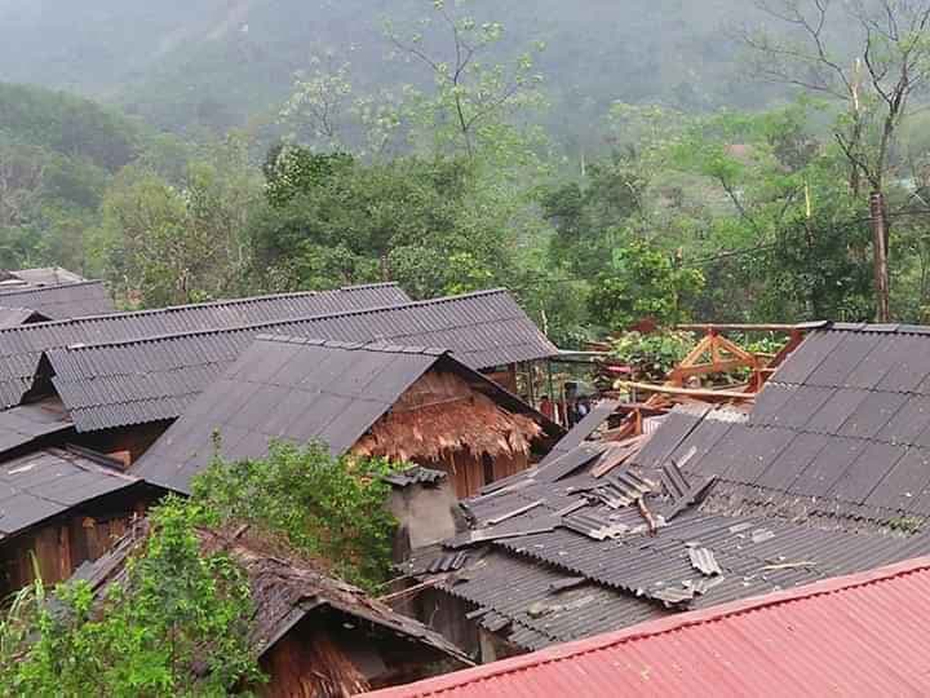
top-left (0, 0), bottom-right (798, 138)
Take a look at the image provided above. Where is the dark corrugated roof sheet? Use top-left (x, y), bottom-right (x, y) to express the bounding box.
top-left (0, 307), bottom-right (46, 329)
top-left (132, 337), bottom-right (445, 493)
top-left (538, 399), bottom-right (620, 467)
top-left (631, 323), bottom-right (930, 524)
top-left (44, 289), bottom-right (557, 433)
top-left (406, 414), bottom-right (930, 650)
top-left (1, 267), bottom-right (85, 287)
top-left (0, 280), bottom-right (115, 321)
top-left (384, 466), bottom-right (448, 488)
top-left (0, 448), bottom-right (139, 538)
top-left (0, 401), bottom-right (73, 455)
top-left (132, 333), bottom-right (556, 495)
top-left (366, 556), bottom-right (930, 698)
top-left (0, 283), bottom-right (412, 410)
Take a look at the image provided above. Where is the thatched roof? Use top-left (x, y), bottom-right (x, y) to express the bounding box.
top-left (354, 371), bottom-right (544, 462)
top-left (73, 521), bottom-right (470, 665)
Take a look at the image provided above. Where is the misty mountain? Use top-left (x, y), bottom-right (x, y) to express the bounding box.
top-left (0, 0), bottom-right (784, 138)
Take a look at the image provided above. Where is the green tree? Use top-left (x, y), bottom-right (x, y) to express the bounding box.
top-left (193, 441), bottom-right (400, 591)
top-left (589, 239), bottom-right (705, 330)
top-left (0, 500), bottom-right (260, 697)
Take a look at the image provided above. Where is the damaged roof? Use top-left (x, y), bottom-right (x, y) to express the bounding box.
top-left (0, 283), bottom-right (412, 410)
top-left (0, 280), bottom-right (115, 321)
top-left (132, 336), bottom-right (558, 495)
top-left (366, 556), bottom-right (930, 697)
top-left (404, 388), bottom-right (930, 650)
top-left (74, 521), bottom-right (470, 666)
top-left (631, 323), bottom-right (930, 526)
top-left (42, 289), bottom-right (558, 433)
top-left (0, 447), bottom-right (140, 539)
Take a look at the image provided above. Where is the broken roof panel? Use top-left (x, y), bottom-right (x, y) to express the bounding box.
top-left (42, 289), bottom-right (557, 432)
top-left (538, 400), bottom-right (620, 467)
top-left (368, 557), bottom-right (930, 698)
top-left (0, 280), bottom-right (115, 321)
top-left (0, 283), bottom-right (412, 410)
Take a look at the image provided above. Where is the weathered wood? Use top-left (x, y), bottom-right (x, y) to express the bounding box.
top-left (617, 381), bottom-right (755, 401)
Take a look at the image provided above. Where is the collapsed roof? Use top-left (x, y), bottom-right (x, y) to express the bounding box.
top-left (367, 556), bottom-right (930, 697)
top-left (403, 322), bottom-right (930, 650)
top-left (38, 289), bottom-right (558, 433)
top-left (0, 283), bottom-right (412, 409)
top-left (132, 336), bottom-right (560, 495)
top-left (73, 521), bottom-right (470, 667)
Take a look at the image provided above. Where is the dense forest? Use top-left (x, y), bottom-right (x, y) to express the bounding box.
top-left (3, 0), bottom-right (930, 343)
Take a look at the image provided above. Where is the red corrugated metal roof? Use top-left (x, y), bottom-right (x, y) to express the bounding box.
top-left (366, 556), bottom-right (930, 697)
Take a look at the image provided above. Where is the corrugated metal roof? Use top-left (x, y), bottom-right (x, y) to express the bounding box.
top-left (628, 323), bottom-right (930, 526)
top-left (407, 427), bottom-right (930, 649)
top-left (0, 400), bottom-right (73, 455)
top-left (132, 337), bottom-right (443, 493)
top-left (0, 448), bottom-right (139, 538)
top-left (1, 267), bottom-right (85, 286)
top-left (0, 283), bottom-right (412, 410)
top-left (365, 556), bottom-right (930, 698)
top-left (0, 280), bottom-right (115, 320)
top-left (44, 289), bottom-right (558, 433)
top-left (0, 307), bottom-right (46, 328)
top-left (131, 334), bottom-right (557, 495)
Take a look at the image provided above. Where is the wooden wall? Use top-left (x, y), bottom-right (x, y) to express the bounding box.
top-left (0, 488), bottom-right (153, 597)
top-left (258, 611), bottom-right (451, 697)
top-left (429, 449), bottom-right (529, 499)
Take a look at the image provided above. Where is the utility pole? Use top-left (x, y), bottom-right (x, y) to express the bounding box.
top-left (870, 190), bottom-right (890, 323)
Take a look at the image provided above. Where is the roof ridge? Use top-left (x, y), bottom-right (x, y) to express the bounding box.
top-left (0, 279), bottom-right (103, 297)
top-left (0, 283), bottom-right (408, 335)
top-left (255, 334), bottom-right (450, 356)
top-left (388, 555), bottom-right (930, 696)
top-left (46, 288), bottom-right (512, 353)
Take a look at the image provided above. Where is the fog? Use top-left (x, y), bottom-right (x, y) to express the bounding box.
top-left (0, 0), bottom-right (804, 137)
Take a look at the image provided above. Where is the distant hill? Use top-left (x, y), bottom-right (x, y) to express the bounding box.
top-left (0, 0), bottom-right (801, 140)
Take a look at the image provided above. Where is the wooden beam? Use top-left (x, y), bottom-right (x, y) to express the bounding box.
top-left (672, 358), bottom-right (751, 379)
top-left (677, 323), bottom-right (807, 332)
top-left (616, 381), bottom-right (755, 401)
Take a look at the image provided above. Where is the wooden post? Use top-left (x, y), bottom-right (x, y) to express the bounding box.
top-left (870, 190), bottom-right (891, 323)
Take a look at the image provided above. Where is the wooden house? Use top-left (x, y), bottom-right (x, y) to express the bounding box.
top-left (74, 522), bottom-right (471, 696)
top-left (132, 336), bottom-right (562, 499)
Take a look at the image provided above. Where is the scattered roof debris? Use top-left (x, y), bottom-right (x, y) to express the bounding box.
top-left (365, 557), bottom-right (930, 698)
top-left (403, 324), bottom-right (930, 650)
